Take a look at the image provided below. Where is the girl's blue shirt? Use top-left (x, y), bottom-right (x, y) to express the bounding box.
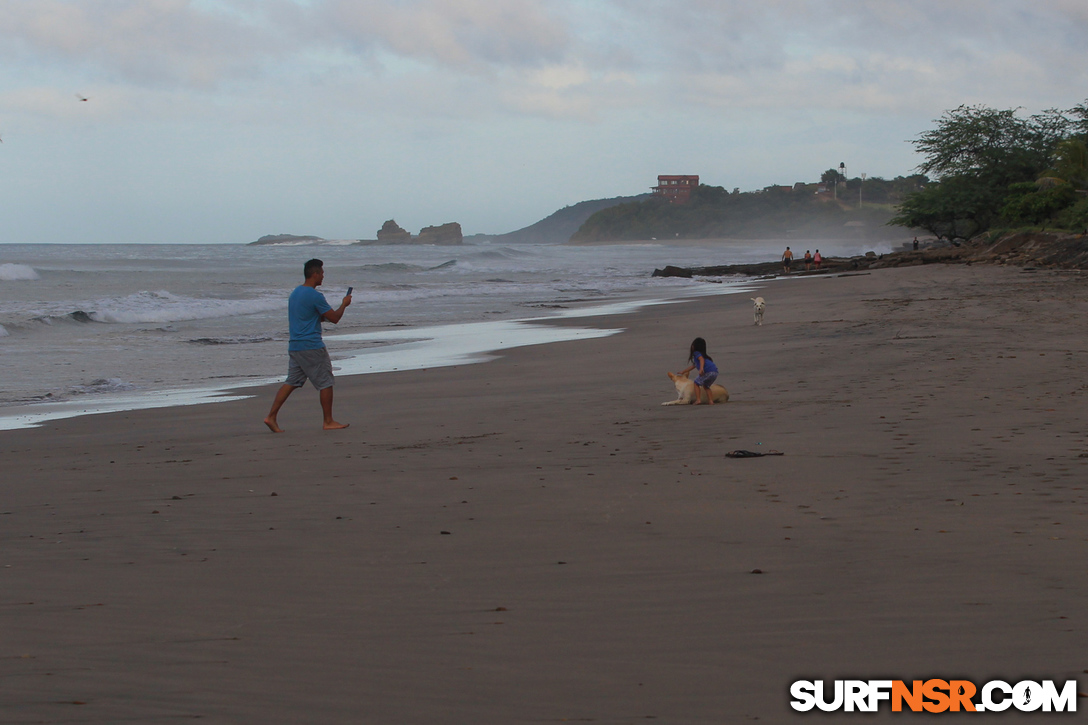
top-left (693, 351), bottom-right (718, 374)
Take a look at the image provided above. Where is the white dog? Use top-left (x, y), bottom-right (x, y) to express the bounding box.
top-left (662, 372), bottom-right (729, 406)
top-left (751, 296), bottom-right (766, 326)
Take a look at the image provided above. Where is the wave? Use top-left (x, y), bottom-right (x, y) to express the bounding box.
top-left (87, 291), bottom-right (284, 324)
top-left (0, 263), bottom-right (40, 281)
top-left (465, 250), bottom-right (514, 261)
top-left (350, 260), bottom-right (457, 274)
top-left (16, 378), bottom-right (138, 404)
top-left (69, 378), bottom-right (136, 395)
top-left (0, 324), bottom-right (8, 337)
top-left (467, 247), bottom-right (535, 260)
top-left (24, 310), bottom-right (95, 327)
top-left (187, 335), bottom-right (278, 345)
top-left (342, 275), bottom-right (663, 305)
top-left (357, 262), bottom-right (427, 273)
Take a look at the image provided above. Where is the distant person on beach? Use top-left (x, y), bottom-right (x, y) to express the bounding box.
top-left (913, 237), bottom-right (920, 251)
top-left (675, 337), bottom-right (719, 405)
top-left (804, 250), bottom-right (812, 270)
top-left (782, 246), bottom-right (793, 274)
top-left (264, 258), bottom-right (352, 432)
top-left (813, 250), bottom-right (822, 270)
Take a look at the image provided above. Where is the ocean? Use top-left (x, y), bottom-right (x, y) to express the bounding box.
top-left (0, 238), bottom-right (892, 429)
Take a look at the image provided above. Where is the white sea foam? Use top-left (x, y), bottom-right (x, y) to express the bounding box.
top-left (0, 324), bottom-right (8, 337)
top-left (0, 263), bottom-right (40, 281)
top-left (69, 378), bottom-right (136, 395)
top-left (0, 387), bottom-right (255, 431)
top-left (88, 291), bottom-right (284, 324)
top-left (0, 311), bottom-right (631, 430)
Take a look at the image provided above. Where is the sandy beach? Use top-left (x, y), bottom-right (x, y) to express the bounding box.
top-left (2, 263), bottom-right (1086, 723)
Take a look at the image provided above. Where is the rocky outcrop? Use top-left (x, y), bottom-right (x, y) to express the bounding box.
top-left (651, 231), bottom-right (1088, 278)
top-left (376, 220), bottom-right (412, 244)
top-left (416, 222), bottom-right (463, 245)
top-left (963, 231), bottom-right (1088, 269)
top-left (866, 232), bottom-right (1088, 269)
top-left (250, 234), bottom-right (327, 245)
top-left (372, 220), bottom-right (462, 245)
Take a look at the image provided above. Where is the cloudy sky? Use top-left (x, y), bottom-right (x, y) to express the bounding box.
top-left (1, 0), bottom-right (1086, 243)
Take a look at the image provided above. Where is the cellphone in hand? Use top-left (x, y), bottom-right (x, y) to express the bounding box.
top-left (346, 286), bottom-right (353, 296)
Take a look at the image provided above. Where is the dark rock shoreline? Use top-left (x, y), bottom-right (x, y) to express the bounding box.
top-left (651, 231), bottom-right (1088, 278)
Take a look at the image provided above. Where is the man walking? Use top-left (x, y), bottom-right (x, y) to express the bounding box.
top-left (264, 258), bottom-right (352, 432)
top-left (781, 246), bottom-right (793, 274)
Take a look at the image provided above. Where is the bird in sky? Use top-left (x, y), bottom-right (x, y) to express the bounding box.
top-left (76, 93), bottom-right (88, 102)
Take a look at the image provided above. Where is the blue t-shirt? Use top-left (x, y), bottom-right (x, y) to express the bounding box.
top-left (287, 285), bottom-right (332, 351)
top-left (693, 351), bottom-right (718, 375)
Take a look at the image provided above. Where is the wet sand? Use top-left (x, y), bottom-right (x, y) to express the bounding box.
top-left (1, 264), bottom-right (1086, 723)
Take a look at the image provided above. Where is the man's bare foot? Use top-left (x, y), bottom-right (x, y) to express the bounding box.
top-left (264, 416), bottom-right (284, 433)
top-left (323, 421), bottom-right (350, 430)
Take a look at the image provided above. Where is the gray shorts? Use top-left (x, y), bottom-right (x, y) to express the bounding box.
top-left (694, 371), bottom-right (718, 388)
top-left (286, 347), bottom-right (335, 390)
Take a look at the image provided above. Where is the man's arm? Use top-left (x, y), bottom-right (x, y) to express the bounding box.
top-left (322, 294), bottom-right (352, 324)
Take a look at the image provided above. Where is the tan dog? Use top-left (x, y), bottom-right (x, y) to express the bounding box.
top-left (751, 296), bottom-right (766, 325)
top-left (662, 372), bottom-right (729, 406)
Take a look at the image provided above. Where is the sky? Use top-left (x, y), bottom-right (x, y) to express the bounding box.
top-left (1, 0), bottom-right (1087, 244)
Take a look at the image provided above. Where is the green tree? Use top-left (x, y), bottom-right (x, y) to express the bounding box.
top-left (1000, 181), bottom-right (1077, 226)
top-left (913, 104), bottom-right (1067, 184)
top-left (890, 175), bottom-right (994, 241)
top-left (1043, 138), bottom-right (1088, 189)
top-left (1069, 101), bottom-right (1088, 140)
top-left (892, 102), bottom-right (1085, 239)
top-left (1056, 197), bottom-right (1088, 230)
top-left (820, 168), bottom-right (844, 185)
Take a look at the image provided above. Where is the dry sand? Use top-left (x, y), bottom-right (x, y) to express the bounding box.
top-left (1, 264), bottom-right (1086, 723)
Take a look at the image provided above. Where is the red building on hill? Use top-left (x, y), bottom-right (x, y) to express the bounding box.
top-left (652, 175), bottom-right (699, 204)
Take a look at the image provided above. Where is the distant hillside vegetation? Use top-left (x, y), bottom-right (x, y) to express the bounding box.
top-left (485, 194), bottom-right (651, 244)
top-left (570, 182), bottom-right (923, 242)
